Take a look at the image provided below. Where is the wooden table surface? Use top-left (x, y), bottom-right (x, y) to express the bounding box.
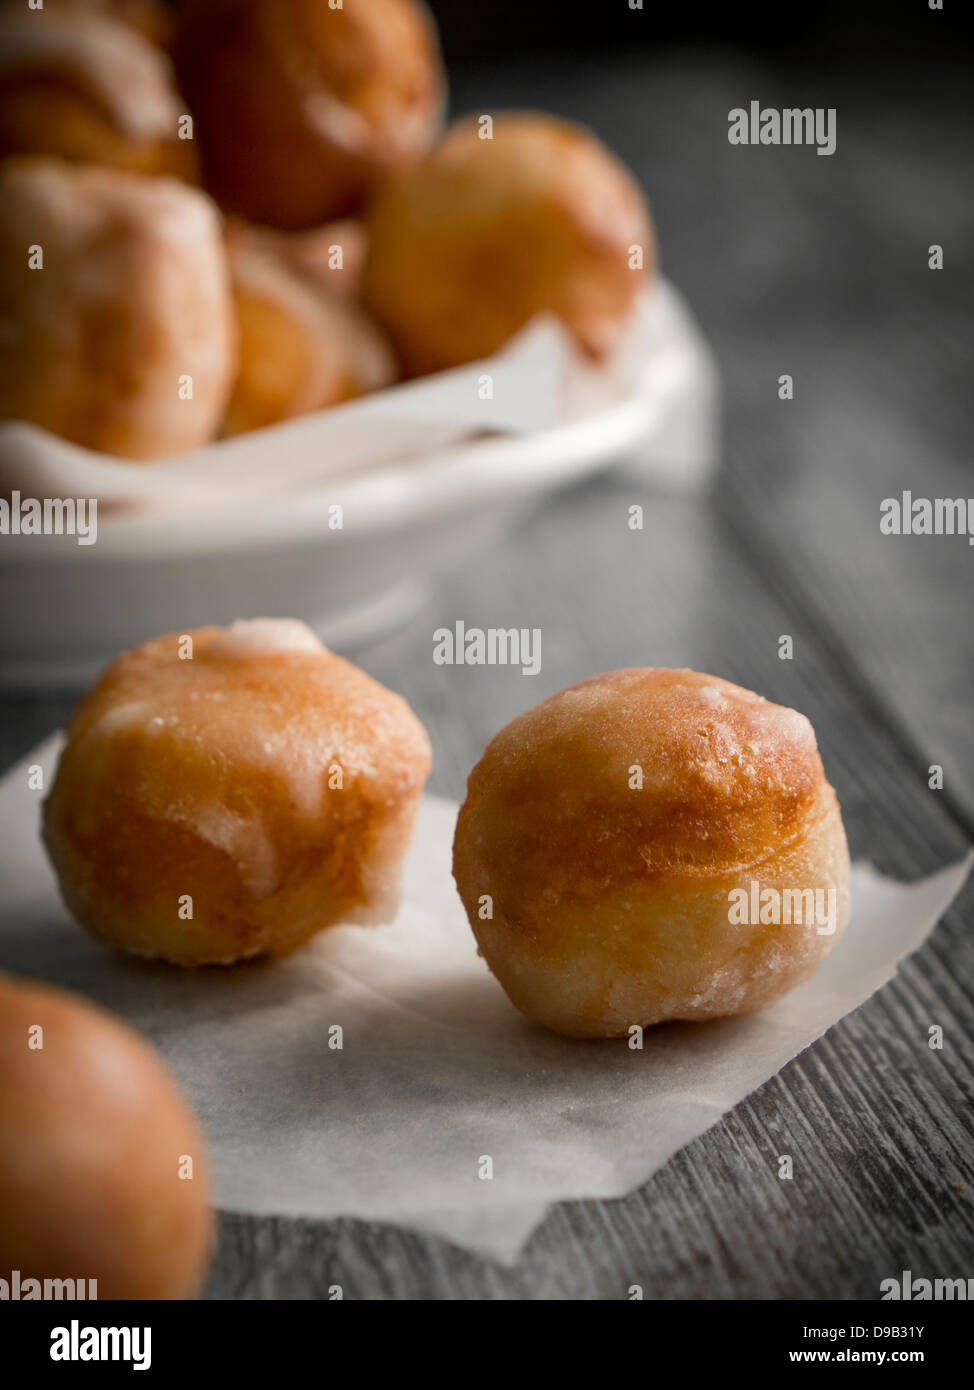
top-left (2, 51), bottom-right (972, 1299)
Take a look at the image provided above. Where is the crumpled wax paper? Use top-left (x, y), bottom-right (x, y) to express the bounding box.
top-left (0, 736), bottom-right (969, 1262)
top-left (0, 282), bottom-right (717, 515)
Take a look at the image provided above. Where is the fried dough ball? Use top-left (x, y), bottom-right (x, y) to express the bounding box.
top-left (0, 9), bottom-right (194, 179)
top-left (453, 669), bottom-right (850, 1039)
top-left (222, 225), bottom-right (396, 435)
top-left (0, 973), bottom-right (212, 1300)
top-left (0, 158), bottom-right (237, 459)
top-left (43, 620), bottom-right (432, 965)
top-left (362, 112), bottom-right (654, 377)
top-left (173, 0), bottom-right (445, 229)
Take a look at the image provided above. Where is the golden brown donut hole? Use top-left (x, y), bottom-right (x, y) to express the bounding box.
top-left (222, 226), bottom-right (397, 436)
top-left (173, 0), bottom-right (445, 229)
top-left (0, 157), bottom-right (236, 459)
top-left (0, 973), bottom-right (212, 1300)
top-left (43, 620), bottom-right (432, 965)
top-left (0, 9), bottom-right (194, 178)
top-left (362, 111), bottom-right (655, 377)
top-left (453, 669), bottom-right (851, 1038)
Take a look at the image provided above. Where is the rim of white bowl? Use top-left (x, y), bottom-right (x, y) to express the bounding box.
top-left (1, 281), bottom-right (707, 563)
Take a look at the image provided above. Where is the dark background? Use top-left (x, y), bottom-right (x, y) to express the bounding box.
top-left (426, 0), bottom-right (970, 65)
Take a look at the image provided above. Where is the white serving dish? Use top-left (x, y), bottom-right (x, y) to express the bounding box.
top-left (0, 280), bottom-right (719, 689)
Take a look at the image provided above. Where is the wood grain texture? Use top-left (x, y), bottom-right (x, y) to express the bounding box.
top-left (1, 52), bottom-right (971, 1299)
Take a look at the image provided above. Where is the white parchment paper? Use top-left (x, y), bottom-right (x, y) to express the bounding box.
top-left (0, 737), bottom-right (969, 1262)
top-left (0, 285), bottom-right (720, 523)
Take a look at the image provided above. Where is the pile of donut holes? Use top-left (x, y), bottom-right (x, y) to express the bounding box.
top-left (0, 0), bottom-right (655, 459)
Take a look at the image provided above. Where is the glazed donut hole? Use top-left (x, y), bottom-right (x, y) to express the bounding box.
top-left (0, 156), bottom-right (237, 459)
top-left (172, 0), bottom-right (446, 229)
top-left (42, 619), bottom-right (432, 966)
top-left (362, 110), bottom-right (655, 376)
top-left (0, 972), bottom-right (212, 1300)
top-left (221, 223), bottom-right (397, 436)
top-left (453, 669), bottom-right (851, 1039)
top-left (0, 8), bottom-right (194, 179)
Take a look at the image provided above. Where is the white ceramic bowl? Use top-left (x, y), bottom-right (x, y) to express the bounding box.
top-left (0, 281), bottom-right (718, 688)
